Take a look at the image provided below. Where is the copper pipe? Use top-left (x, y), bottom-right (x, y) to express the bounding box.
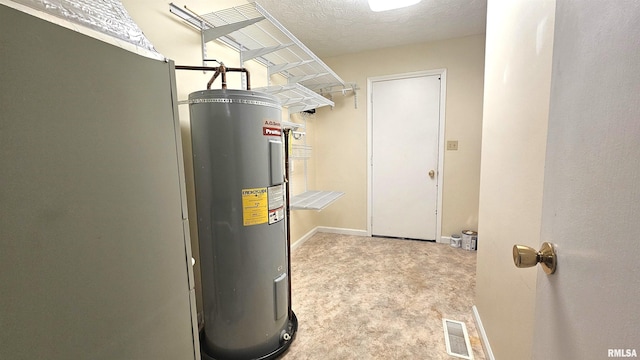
top-left (207, 64), bottom-right (226, 89)
top-left (225, 67), bottom-right (251, 90)
top-left (220, 64), bottom-right (227, 89)
top-left (283, 128), bottom-right (293, 321)
top-left (175, 65), bottom-right (251, 90)
top-left (206, 68), bottom-right (221, 90)
top-left (174, 65), bottom-right (218, 71)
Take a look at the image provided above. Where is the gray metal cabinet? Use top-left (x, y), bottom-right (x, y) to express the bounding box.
top-left (0, 5), bottom-right (197, 360)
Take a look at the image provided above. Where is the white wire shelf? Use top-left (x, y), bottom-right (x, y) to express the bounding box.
top-left (290, 191), bottom-right (345, 211)
top-left (169, 2), bottom-right (354, 95)
top-left (255, 83), bottom-right (334, 113)
top-left (290, 144), bottom-right (312, 159)
top-left (281, 121), bottom-right (305, 130)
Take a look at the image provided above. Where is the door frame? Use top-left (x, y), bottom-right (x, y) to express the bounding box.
top-left (367, 69), bottom-right (447, 242)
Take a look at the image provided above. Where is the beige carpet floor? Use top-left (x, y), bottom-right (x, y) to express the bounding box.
top-left (281, 233), bottom-right (485, 360)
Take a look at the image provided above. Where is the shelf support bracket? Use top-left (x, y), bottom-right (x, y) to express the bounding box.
top-left (242, 43), bottom-right (294, 61)
top-left (202, 17), bottom-right (264, 43)
top-left (169, 3), bottom-right (203, 29)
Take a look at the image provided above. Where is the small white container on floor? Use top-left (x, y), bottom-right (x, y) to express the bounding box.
top-left (450, 234), bottom-right (461, 248)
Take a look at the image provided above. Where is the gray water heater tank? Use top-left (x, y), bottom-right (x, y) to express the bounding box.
top-left (188, 89), bottom-right (296, 360)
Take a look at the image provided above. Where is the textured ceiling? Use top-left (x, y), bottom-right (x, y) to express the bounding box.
top-left (255, 0), bottom-right (487, 58)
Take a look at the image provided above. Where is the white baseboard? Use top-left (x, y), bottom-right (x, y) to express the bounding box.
top-left (317, 226), bottom-right (368, 237)
top-left (472, 305), bottom-right (495, 360)
top-left (291, 226), bottom-right (369, 252)
top-left (440, 235), bottom-right (453, 244)
top-left (298, 227), bottom-right (450, 245)
top-left (291, 227), bottom-right (319, 252)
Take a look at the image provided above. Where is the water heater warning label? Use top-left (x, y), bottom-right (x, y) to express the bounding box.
top-left (242, 187), bottom-right (268, 226)
top-left (268, 185), bottom-right (285, 225)
top-left (269, 207), bottom-right (284, 224)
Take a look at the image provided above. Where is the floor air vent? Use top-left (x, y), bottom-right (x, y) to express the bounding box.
top-left (443, 319), bottom-right (473, 359)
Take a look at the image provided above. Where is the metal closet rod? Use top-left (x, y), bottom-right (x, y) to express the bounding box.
top-left (175, 64), bottom-right (251, 90)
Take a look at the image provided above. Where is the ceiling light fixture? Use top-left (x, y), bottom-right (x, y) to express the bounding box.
top-left (368, 0), bottom-right (422, 12)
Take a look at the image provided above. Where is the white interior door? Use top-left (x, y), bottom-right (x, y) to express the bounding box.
top-left (531, 2), bottom-right (640, 358)
top-left (371, 74), bottom-right (441, 240)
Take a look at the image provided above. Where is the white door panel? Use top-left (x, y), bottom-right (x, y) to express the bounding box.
top-left (532, 2), bottom-right (640, 358)
top-left (371, 75), bottom-right (440, 240)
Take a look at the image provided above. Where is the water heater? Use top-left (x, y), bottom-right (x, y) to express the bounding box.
top-left (189, 89), bottom-right (297, 360)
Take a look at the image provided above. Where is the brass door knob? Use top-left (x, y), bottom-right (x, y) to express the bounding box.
top-left (429, 170), bottom-right (435, 178)
top-left (512, 242), bottom-right (557, 275)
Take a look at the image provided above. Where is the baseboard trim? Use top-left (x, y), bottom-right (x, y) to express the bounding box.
top-left (439, 235), bottom-right (453, 244)
top-left (317, 226), bottom-right (368, 237)
top-left (290, 226), bottom-right (319, 252)
top-left (291, 226), bottom-right (369, 252)
top-left (472, 305), bottom-right (495, 360)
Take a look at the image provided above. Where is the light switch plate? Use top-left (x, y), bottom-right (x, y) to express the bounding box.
top-left (447, 140), bottom-right (459, 151)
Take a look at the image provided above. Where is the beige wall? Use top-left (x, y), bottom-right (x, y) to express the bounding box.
top-left (314, 35), bottom-right (486, 239)
top-left (475, 1), bottom-right (555, 359)
top-left (122, 0), bottom-right (320, 314)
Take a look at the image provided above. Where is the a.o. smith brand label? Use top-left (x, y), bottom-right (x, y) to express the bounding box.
top-left (263, 120), bottom-right (281, 136)
top-left (264, 120), bottom-right (281, 128)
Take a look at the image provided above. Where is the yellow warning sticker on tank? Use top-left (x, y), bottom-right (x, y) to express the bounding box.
top-left (242, 187), bottom-right (268, 226)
